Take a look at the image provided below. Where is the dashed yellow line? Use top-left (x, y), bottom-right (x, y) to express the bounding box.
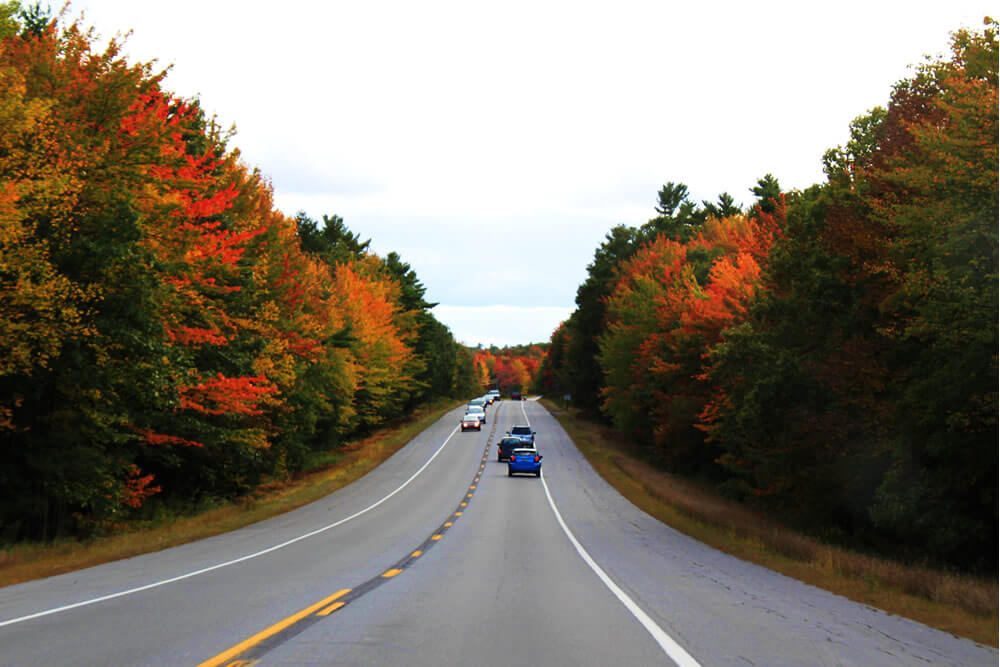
top-left (201, 412), bottom-right (500, 665)
top-left (316, 601), bottom-right (345, 617)
top-left (197, 589), bottom-right (351, 667)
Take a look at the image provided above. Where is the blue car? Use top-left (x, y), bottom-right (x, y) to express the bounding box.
top-left (507, 448), bottom-right (542, 477)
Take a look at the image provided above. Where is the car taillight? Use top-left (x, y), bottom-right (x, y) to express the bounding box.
top-left (534, 456), bottom-right (540, 462)
top-left (510, 455), bottom-right (517, 462)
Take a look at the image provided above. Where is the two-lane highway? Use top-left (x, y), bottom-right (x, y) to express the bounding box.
top-left (256, 398), bottom-right (677, 666)
top-left (0, 399), bottom-right (995, 665)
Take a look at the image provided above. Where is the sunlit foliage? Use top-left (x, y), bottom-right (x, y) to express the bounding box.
top-left (0, 10), bottom-right (472, 539)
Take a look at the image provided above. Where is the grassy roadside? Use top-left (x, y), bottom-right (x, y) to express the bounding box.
top-left (0, 398), bottom-right (461, 589)
top-left (539, 399), bottom-right (998, 648)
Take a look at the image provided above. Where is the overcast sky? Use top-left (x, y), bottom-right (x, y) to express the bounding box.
top-left (68, 1), bottom-right (992, 347)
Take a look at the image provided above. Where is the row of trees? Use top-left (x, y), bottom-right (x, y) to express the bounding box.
top-left (0, 8), bottom-right (479, 541)
top-left (538, 22), bottom-right (997, 571)
top-left (472, 345), bottom-right (545, 395)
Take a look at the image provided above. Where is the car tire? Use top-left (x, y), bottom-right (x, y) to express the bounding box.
top-left (507, 468), bottom-right (513, 477)
top-left (536, 469), bottom-right (542, 478)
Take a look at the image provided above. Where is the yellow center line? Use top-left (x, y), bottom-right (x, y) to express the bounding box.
top-left (199, 418), bottom-right (499, 666)
top-left (197, 589), bottom-right (351, 667)
top-left (460, 502), bottom-right (467, 507)
top-left (316, 601), bottom-right (346, 617)
top-left (444, 522), bottom-right (453, 527)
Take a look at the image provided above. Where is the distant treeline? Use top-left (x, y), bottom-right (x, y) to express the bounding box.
top-left (0, 8), bottom-right (482, 540)
top-left (471, 345), bottom-right (546, 395)
top-left (537, 21), bottom-right (998, 572)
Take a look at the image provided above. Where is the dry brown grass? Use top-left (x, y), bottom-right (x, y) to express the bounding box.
top-left (541, 399), bottom-right (999, 647)
top-left (0, 399), bottom-right (460, 589)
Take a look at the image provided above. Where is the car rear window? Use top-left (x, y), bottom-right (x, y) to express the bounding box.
top-left (511, 426), bottom-right (531, 435)
top-left (511, 449), bottom-right (536, 456)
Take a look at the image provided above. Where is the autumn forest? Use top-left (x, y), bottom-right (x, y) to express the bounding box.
top-left (1, 7), bottom-right (996, 576)
top-left (0, 8), bottom-right (532, 542)
top-left (538, 21), bottom-right (998, 572)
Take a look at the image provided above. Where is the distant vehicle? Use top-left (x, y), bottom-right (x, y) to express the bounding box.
top-left (507, 424), bottom-right (535, 446)
top-left (461, 413), bottom-right (481, 431)
top-left (466, 405), bottom-right (486, 424)
top-left (487, 389), bottom-right (500, 402)
top-left (496, 437), bottom-right (525, 462)
top-left (510, 391), bottom-right (522, 401)
top-left (469, 397), bottom-right (488, 411)
top-left (507, 448), bottom-right (542, 477)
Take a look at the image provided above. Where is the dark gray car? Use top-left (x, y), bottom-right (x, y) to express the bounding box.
top-left (497, 436), bottom-right (530, 462)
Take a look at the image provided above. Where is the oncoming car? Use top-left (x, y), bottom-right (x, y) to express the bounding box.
top-left (461, 413), bottom-right (481, 431)
top-left (507, 448), bottom-right (542, 477)
top-left (466, 405), bottom-right (486, 425)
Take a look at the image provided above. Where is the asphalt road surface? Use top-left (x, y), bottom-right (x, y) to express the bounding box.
top-left (0, 399), bottom-right (995, 665)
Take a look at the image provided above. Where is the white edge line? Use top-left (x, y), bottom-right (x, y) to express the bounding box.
top-left (0, 423), bottom-right (462, 629)
top-left (521, 401), bottom-right (701, 667)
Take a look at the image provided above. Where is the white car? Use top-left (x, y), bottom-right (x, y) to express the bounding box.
top-left (461, 413), bottom-right (482, 431)
top-left (466, 405), bottom-right (486, 425)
